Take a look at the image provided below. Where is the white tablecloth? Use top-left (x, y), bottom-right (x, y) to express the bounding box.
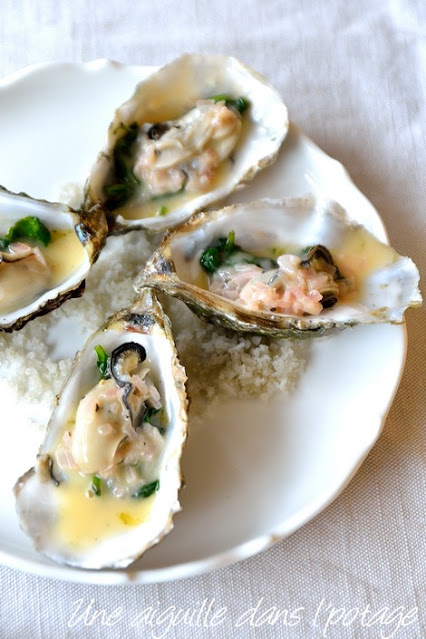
top-left (1, 0), bottom-right (425, 637)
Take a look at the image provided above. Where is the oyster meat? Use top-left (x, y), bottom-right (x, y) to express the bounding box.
top-left (84, 54), bottom-right (289, 233)
top-left (0, 186), bottom-right (107, 331)
top-left (14, 290), bottom-right (187, 569)
top-left (136, 196), bottom-right (421, 337)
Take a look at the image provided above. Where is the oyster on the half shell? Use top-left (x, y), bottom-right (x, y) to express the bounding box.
top-left (84, 54), bottom-right (288, 233)
top-left (14, 290), bottom-right (187, 569)
top-left (136, 196), bottom-right (421, 338)
top-left (0, 186), bottom-right (107, 331)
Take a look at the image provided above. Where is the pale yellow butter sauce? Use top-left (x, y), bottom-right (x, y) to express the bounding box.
top-left (55, 473), bottom-right (155, 550)
top-left (333, 227), bottom-right (397, 281)
top-left (43, 229), bottom-right (87, 282)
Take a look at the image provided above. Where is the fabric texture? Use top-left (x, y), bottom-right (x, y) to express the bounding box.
top-left (1, 0), bottom-right (425, 637)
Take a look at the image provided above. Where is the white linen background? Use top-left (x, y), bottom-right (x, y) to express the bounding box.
top-left (1, 0), bottom-right (425, 638)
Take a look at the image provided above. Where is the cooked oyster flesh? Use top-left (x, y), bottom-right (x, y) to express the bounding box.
top-left (203, 237), bottom-right (348, 315)
top-left (61, 344), bottom-right (164, 493)
top-left (134, 100), bottom-right (242, 196)
top-left (107, 99), bottom-right (244, 210)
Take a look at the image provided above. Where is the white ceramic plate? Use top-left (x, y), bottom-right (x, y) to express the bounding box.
top-left (0, 60), bottom-right (406, 585)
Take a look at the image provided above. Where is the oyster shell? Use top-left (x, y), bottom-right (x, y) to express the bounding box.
top-left (136, 196), bottom-right (421, 338)
top-left (14, 290), bottom-right (188, 569)
top-left (0, 186), bottom-right (107, 331)
top-left (84, 54), bottom-right (288, 233)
